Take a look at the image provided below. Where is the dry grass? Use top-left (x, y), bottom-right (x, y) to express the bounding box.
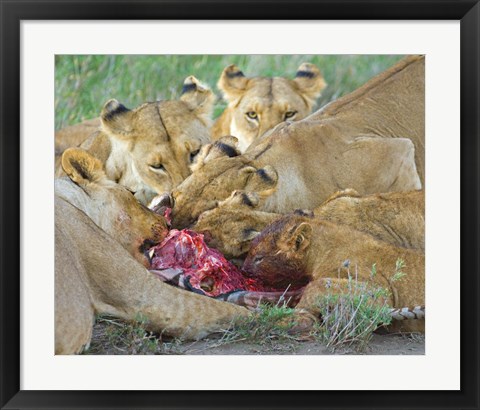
top-left (82, 314), bottom-right (183, 355)
top-left (312, 259), bottom-right (409, 351)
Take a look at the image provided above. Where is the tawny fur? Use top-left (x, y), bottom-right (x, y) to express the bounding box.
top-left (55, 76), bottom-right (215, 205)
top-left (191, 189), bottom-right (424, 258)
top-left (55, 148), bottom-right (248, 354)
top-left (55, 117), bottom-right (100, 155)
top-left (314, 189), bottom-right (425, 250)
top-left (168, 137), bottom-right (279, 228)
top-left (243, 215), bottom-right (424, 333)
top-left (168, 56), bottom-right (424, 227)
top-left (191, 190), bottom-right (280, 258)
top-left (212, 63), bottom-right (326, 152)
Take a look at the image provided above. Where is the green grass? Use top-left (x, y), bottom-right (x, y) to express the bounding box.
top-left (55, 54), bottom-right (404, 129)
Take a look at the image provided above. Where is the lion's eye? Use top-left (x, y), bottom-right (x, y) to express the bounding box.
top-left (190, 149), bottom-right (200, 163)
top-left (284, 111), bottom-right (297, 120)
top-left (149, 163), bottom-right (165, 171)
top-left (246, 111), bottom-right (258, 120)
top-left (254, 255), bottom-right (264, 265)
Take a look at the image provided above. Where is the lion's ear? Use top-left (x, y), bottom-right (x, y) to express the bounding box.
top-left (192, 136), bottom-right (240, 171)
top-left (180, 76), bottom-right (215, 126)
top-left (294, 209), bottom-right (315, 218)
top-left (243, 165), bottom-right (278, 198)
top-left (221, 190), bottom-right (260, 208)
top-left (61, 148), bottom-right (106, 186)
top-left (293, 63), bottom-right (326, 105)
top-left (100, 99), bottom-right (133, 136)
top-left (320, 188), bottom-right (361, 207)
top-left (287, 222), bottom-right (313, 252)
top-left (243, 228), bottom-right (261, 241)
top-left (217, 65), bottom-right (249, 102)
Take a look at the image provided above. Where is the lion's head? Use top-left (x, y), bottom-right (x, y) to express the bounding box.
top-left (80, 76), bottom-right (215, 205)
top-left (212, 63), bottom-right (326, 152)
top-left (243, 214), bottom-right (314, 290)
top-left (58, 148), bottom-right (170, 266)
top-left (191, 190), bottom-right (280, 258)
top-left (152, 136), bottom-right (279, 229)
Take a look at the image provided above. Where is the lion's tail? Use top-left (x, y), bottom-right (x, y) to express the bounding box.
top-left (389, 305), bottom-right (425, 320)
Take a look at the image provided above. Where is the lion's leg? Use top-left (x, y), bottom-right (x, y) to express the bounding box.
top-left (297, 278), bottom-right (348, 316)
top-left (82, 237), bottom-right (250, 340)
top-left (296, 278), bottom-right (425, 333)
top-left (93, 264), bottom-right (250, 340)
top-left (55, 281), bottom-right (94, 354)
top-left (55, 226), bottom-right (96, 354)
top-left (296, 278), bottom-right (389, 317)
top-left (55, 263), bottom-right (94, 354)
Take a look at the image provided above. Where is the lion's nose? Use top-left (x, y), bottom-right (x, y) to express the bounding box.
top-left (149, 192), bottom-right (174, 212)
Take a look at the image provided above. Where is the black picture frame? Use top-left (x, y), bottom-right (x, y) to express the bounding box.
top-left (1, 1), bottom-right (479, 409)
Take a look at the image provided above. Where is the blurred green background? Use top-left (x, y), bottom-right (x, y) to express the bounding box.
top-left (55, 55), bottom-right (404, 130)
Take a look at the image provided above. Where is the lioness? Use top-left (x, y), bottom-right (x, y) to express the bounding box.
top-left (211, 63), bottom-right (326, 152)
top-left (55, 148), bottom-right (248, 354)
top-left (243, 213), bottom-right (424, 332)
top-left (55, 76), bottom-right (214, 205)
top-left (192, 189), bottom-right (424, 258)
top-left (55, 117), bottom-right (100, 156)
top-left (161, 56), bottom-right (424, 228)
top-left (191, 190), bottom-right (280, 258)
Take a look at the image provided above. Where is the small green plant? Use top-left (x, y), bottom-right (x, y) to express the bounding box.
top-left (391, 258), bottom-right (407, 282)
top-left (218, 304), bottom-right (303, 347)
top-left (314, 263), bottom-right (393, 351)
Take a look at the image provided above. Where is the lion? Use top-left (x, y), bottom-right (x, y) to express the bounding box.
top-left (242, 213), bottom-right (424, 332)
top-left (191, 189), bottom-right (424, 258)
top-left (55, 148), bottom-right (248, 354)
top-left (158, 56), bottom-right (424, 228)
top-left (55, 76), bottom-right (215, 205)
top-left (153, 136), bottom-right (281, 228)
top-left (314, 189), bottom-right (425, 250)
top-left (191, 190), bottom-right (280, 258)
top-left (55, 117), bottom-right (101, 156)
top-left (211, 63), bottom-right (326, 152)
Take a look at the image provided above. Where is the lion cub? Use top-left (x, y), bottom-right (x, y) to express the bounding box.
top-left (243, 213), bottom-right (424, 332)
top-left (212, 63), bottom-right (326, 152)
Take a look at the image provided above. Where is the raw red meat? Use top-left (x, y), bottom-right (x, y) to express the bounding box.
top-left (162, 207), bottom-right (172, 226)
top-left (150, 229), bottom-right (266, 297)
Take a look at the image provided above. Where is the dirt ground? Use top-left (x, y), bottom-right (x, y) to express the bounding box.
top-left (85, 321), bottom-right (424, 355)
top-left (174, 333), bottom-right (425, 355)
